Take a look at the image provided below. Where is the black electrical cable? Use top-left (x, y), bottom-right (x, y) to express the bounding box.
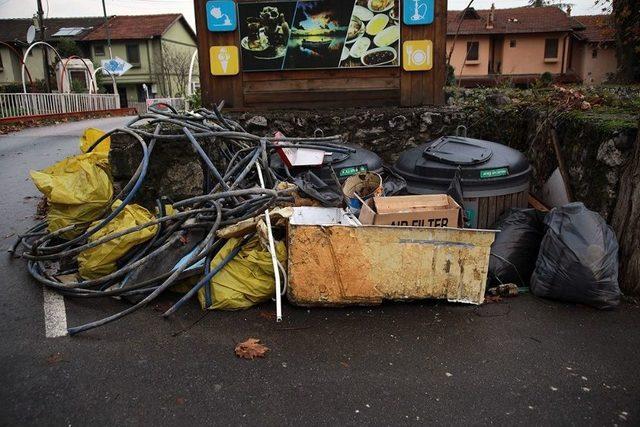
top-left (15, 102), bottom-right (351, 335)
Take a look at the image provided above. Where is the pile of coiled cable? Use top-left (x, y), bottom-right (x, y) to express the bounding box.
top-left (11, 102), bottom-right (350, 335)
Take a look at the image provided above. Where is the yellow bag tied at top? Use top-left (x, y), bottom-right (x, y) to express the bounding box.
top-left (77, 200), bottom-right (158, 280)
top-left (79, 128), bottom-right (110, 154)
top-left (30, 152), bottom-right (113, 239)
top-left (198, 235), bottom-right (287, 311)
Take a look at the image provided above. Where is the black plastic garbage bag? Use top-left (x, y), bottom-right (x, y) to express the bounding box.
top-left (530, 203), bottom-right (621, 309)
top-left (489, 208), bottom-right (547, 286)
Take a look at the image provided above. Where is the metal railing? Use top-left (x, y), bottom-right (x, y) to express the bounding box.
top-left (0, 92), bottom-right (120, 119)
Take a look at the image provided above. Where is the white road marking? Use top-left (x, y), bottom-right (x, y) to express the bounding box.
top-left (43, 288), bottom-right (67, 338)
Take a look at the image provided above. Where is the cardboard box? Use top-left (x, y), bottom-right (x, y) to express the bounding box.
top-left (358, 194), bottom-right (463, 228)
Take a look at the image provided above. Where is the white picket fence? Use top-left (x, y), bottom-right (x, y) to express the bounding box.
top-left (0, 92), bottom-right (120, 119)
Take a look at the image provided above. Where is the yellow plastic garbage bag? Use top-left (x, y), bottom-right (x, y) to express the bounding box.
top-left (30, 152), bottom-right (113, 239)
top-left (199, 235), bottom-right (287, 311)
top-left (79, 128), bottom-right (110, 154)
top-left (78, 200), bottom-right (158, 280)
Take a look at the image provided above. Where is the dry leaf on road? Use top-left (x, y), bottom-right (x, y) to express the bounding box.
top-left (235, 338), bottom-right (269, 360)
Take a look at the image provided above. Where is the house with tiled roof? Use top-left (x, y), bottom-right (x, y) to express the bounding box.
top-left (0, 13), bottom-right (199, 106)
top-left (446, 5), bottom-right (588, 86)
top-left (79, 14), bottom-right (199, 107)
top-left (0, 17), bottom-right (103, 86)
top-left (571, 15), bottom-right (617, 84)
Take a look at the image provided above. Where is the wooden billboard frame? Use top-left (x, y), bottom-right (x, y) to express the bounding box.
top-left (194, 0), bottom-right (447, 109)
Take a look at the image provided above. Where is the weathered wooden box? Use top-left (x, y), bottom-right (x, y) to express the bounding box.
top-left (287, 208), bottom-right (496, 306)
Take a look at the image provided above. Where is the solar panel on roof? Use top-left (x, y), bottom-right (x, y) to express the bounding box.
top-left (52, 27), bottom-right (85, 37)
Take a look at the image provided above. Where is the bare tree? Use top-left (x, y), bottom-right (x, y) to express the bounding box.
top-left (156, 44), bottom-right (195, 97)
top-left (528, 0), bottom-right (574, 12)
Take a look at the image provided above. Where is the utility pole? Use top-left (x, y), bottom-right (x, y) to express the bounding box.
top-left (36, 0), bottom-right (51, 92)
top-left (101, 0), bottom-right (113, 58)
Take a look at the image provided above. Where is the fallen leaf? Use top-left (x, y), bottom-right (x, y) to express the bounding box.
top-left (35, 197), bottom-right (48, 219)
top-left (46, 352), bottom-right (64, 365)
top-left (258, 311), bottom-right (276, 320)
top-left (235, 338), bottom-right (269, 360)
top-left (152, 301), bottom-right (174, 313)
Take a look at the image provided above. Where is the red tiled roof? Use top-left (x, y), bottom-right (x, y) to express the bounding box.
top-left (573, 15), bottom-right (615, 43)
top-left (447, 6), bottom-right (584, 36)
top-left (82, 14), bottom-right (182, 41)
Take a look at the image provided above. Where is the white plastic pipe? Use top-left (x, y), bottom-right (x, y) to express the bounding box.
top-left (255, 162), bottom-right (282, 322)
top-left (92, 66), bottom-right (118, 97)
top-left (21, 41), bottom-right (65, 93)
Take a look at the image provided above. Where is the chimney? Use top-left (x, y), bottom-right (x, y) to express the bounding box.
top-left (566, 5), bottom-right (572, 16)
top-left (486, 3), bottom-right (495, 29)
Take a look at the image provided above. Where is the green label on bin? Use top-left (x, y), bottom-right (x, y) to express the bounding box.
top-left (480, 168), bottom-right (509, 179)
top-left (338, 165), bottom-right (368, 177)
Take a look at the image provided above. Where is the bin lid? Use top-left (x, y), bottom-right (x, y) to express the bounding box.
top-left (423, 136), bottom-right (493, 166)
top-left (393, 136), bottom-right (531, 194)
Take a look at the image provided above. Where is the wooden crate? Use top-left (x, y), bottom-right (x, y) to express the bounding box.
top-left (287, 208), bottom-right (497, 306)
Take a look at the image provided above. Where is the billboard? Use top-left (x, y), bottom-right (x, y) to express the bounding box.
top-left (237, 0), bottom-right (400, 72)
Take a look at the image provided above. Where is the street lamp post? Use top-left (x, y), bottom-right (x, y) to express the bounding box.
top-left (36, 0), bottom-right (51, 92)
top-left (101, 0), bottom-right (113, 59)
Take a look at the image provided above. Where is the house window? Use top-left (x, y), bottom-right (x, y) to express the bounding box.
top-left (466, 41), bottom-right (479, 61)
top-left (126, 43), bottom-right (141, 67)
top-left (544, 38), bottom-right (559, 59)
top-left (509, 39), bottom-right (516, 48)
top-left (94, 45), bottom-right (105, 56)
top-left (592, 49), bottom-right (598, 58)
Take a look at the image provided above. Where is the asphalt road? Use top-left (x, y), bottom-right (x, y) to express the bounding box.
top-left (1, 118), bottom-right (639, 426)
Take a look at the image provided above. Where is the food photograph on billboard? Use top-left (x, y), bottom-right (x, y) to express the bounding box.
top-left (237, 0), bottom-right (400, 72)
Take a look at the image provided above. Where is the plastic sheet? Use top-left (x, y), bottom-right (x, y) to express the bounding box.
top-left (77, 200), bottom-right (158, 279)
top-left (293, 170), bottom-right (343, 207)
top-left (530, 203), bottom-right (621, 309)
top-left (30, 152), bottom-right (113, 239)
top-left (79, 128), bottom-right (110, 154)
top-left (381, 165), bottom-right (407, 197)
top-left (199, 235), bottom-right (286, 311)
top-left (489, 209), bottom-right (547, 286)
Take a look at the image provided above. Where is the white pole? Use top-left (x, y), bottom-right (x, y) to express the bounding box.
top-left (255, 161), bottom-right (283, 323)
top-left (186, 49), bottom-right (198, 111)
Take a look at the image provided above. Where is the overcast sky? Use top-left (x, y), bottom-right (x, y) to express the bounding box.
top-left (0, 0), bottom-right (606, 31)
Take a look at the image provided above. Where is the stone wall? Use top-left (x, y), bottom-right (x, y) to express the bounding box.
top-left (229, 105), bottom-right (638, 222)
